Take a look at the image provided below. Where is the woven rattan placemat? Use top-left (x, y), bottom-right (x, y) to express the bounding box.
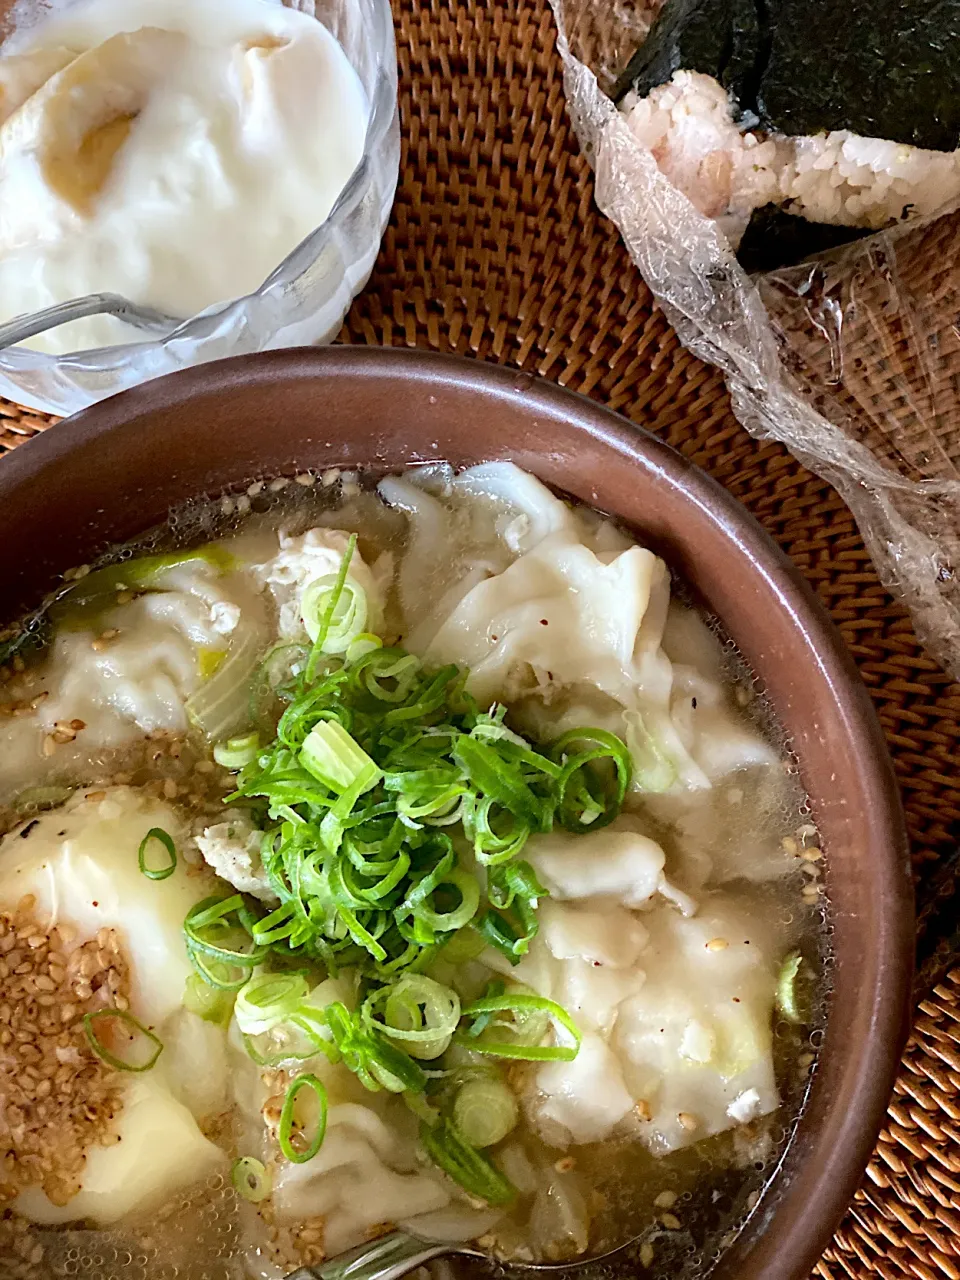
top-left (2, 0), bottom-right (959, 1274)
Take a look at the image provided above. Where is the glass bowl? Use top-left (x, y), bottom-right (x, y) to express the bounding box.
top-left (0, 0), bottom-right (400, 416)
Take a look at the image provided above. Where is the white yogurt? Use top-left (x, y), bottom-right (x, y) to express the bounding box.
top-left (0, 0), bottom-right (369, 353)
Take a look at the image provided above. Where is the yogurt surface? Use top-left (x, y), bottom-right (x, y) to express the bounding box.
top-left (0, 0), bottom-right (368, 353)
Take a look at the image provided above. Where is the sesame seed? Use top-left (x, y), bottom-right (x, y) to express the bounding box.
top-left (295, 472), bottom-right (315, 487)
top-left (635, 1099), bottom-right (651, 1121)
top-left (0, 904), bottom-right (131, 1211)
top-left (706, 937), bottom-right (729, 951)
top-left (661, 1213), bottom-right (682, 1230)
top-left (654, 1190), bottom-right (677, 1209)
top-left (678, 1112), bottom-right (698, 1131)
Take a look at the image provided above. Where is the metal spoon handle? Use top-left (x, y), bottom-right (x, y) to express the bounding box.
top-left (285, 1230), bottom-right (458, 1280)
top-left (0, 293), bottom-right (181, 350)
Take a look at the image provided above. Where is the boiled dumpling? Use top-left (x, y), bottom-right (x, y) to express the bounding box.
top-left (613, 894), bottom-right (780, 1156)
top-left (661, 602), bottom-right (780, 781)
top-left (0, 787), bottom-right (208, 1023)
top-left (273, 1102), bottom-right (451, 1256)
top-left (536, 1033), bottom-right (637, 1146)
top-left (486, 897), bottom-right (648, 1036)
top-left (229, 1020), bottom-right (452, 1256)
top-left (446, 462), bottom-right (583, 554)
top-left (14, 1074), bottom-right (223, 1226)
top-left (410, 479), bottom-right (711, 792)
top-left (0, 554), bottom-right (267, 803)
top-left (424, 531), bottom-right (667, 709)
top-left (0, 787), bottom-right (229, 1224)
top-left (377, 469), bottom-right (515, 652)
top-left (524, 818), bottom-right (695, 915)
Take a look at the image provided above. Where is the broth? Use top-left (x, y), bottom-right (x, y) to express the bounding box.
top-left (0, 464), bottom-right (827, 1280)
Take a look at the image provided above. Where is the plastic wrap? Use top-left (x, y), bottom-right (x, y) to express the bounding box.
top-left (550, 0), bottom-right (960, 680)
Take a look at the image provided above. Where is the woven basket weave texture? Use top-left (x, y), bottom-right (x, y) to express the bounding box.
top-left (1, 0), bottom-right (959, 1275)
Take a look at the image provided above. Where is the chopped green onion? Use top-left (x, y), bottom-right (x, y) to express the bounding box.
top-left (420, 1118), bottom-right (517, 1205)
top-left (235, 973), bottom-right (310, 1036)
top-left (364, 976), bottom-right (461, 1060)
top-left (776, 951), bottom-right (804, 1024)
top-left (214, 733), bottom-right (261, 770)
top-left (552, 728), bottom-right (632, 830)
top-left (183, 973), bottom-right (235, 1024)
top-left (457, 994), bottom-right (581, 1061)
top-left (278, 1074), bottom-right (328, 1164)
top-left (302, 570), bottom-right (368, 654)
top-left (300, 721), bottom-right (382, 797)
top-left (183, 895), bottom-right (267, 990)
top-left (232, 1156), bottom-right (272, 1203)
top-left (305, 534), bottom-right (357, 680)
top-left (138, 827), bottom-right (177, 881)
top-left (83, 1009), bottom-right (163, 1073)
top-left (243, 1019), bottom-right (328, 1067)
top-left (48, 546), bottom-right (234, 631)
top-left (453, 1077), bottom-right (519, 1148)
top-left (185, 539), bottom-right (625, 1118)
top-left (346, 632), bottom-right (382, 663)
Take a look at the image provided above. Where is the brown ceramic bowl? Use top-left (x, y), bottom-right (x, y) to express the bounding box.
top-left (0, 348), bottom-right (912, 1280)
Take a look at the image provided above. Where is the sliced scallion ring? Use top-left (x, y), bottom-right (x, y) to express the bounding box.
top-left (138, 827), bottom-right (177, 881)
top-left (457, 993), bottom-right (581, 1062)
top-left (364, 976), bottom-right (461, 1060)
top-left (214, 733), bottom-right (261, 770)
top-left (235, 972), bottom-right (310, 1037)
top-left (232, 1156), bottom-right (272, 1203)
top-left (83, 1009), bottom-right (163, 1072)
top-left (278, 1074), bottom-right (328, 1164)
top-left (302, 570), bottom-right (368, 654)
top-left (453, 1076), bottom-right (519, 1148)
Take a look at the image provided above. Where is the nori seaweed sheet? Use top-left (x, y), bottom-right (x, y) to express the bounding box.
top-left (614, 0), bottom-right (960, 153)
top-left (611, 0), bottom-right (763, 109)
top-left (735, 205), bottom-right (871, 274)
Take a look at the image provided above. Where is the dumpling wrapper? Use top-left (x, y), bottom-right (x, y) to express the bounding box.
top-left (0, 787), bottom-right (208, 1025)
top-left (0, 787), bottom-right (228, 1226)
top-left (0, 555), bottom-right (266, 804)
top-left (14, 1075), bottom-right (224, 1226)
top-left (614, 895), bottom-right (780, 1155)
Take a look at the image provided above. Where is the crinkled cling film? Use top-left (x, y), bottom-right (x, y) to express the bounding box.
top-left (551, 0), bottom-right (960, 679)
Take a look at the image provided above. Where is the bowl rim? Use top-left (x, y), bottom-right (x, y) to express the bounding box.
top-left (0, 346), bottom-right (914, 1280)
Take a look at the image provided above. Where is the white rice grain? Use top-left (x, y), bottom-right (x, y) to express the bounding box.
top-left (623, 70), bottom-right (960, 247)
